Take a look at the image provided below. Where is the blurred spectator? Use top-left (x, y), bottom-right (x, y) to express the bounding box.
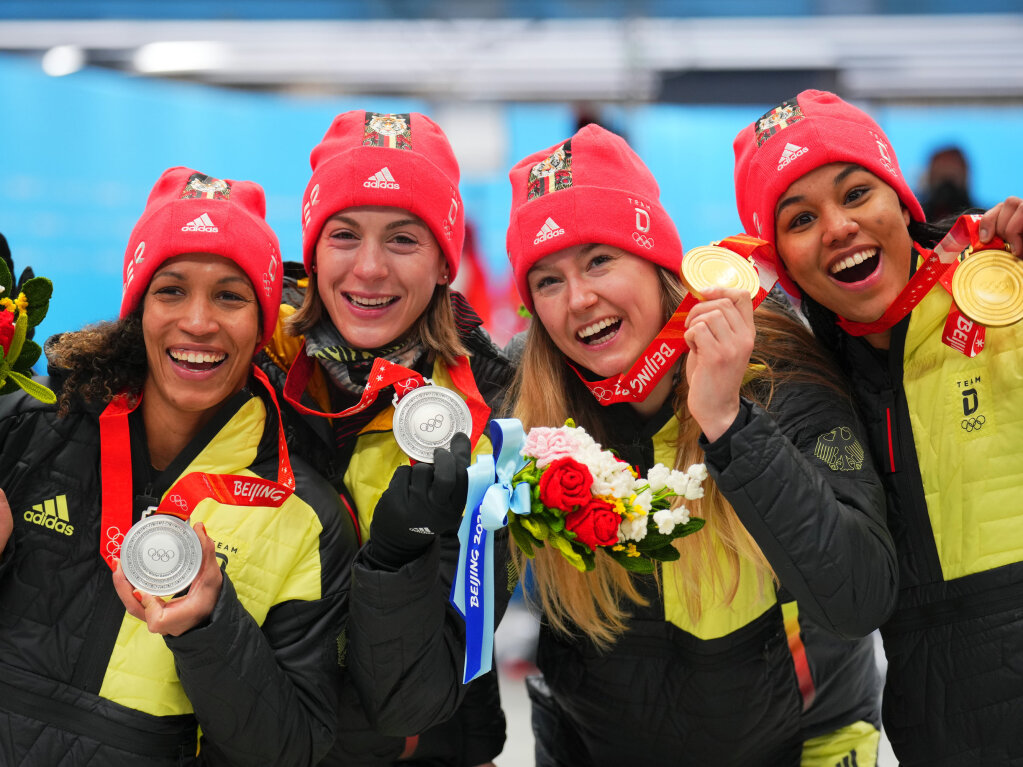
top-left (922, 145), bottom-right (977, 222)
top-left (454, 221), bottom-right (527, 347)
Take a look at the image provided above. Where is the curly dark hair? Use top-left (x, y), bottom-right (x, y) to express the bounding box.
top-left (46, 312), bottom-right (148, 417)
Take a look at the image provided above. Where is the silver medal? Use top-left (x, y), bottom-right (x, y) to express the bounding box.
top-left (392, 385), bottom-right (472, 463)
top-left (119, 515), bottom-right (202, 597)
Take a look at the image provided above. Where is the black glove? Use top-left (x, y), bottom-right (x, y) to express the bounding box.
top-left (368, 432), bottom-right (472, 568)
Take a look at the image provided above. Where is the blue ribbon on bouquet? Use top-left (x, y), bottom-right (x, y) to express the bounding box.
top-left (450, 418), bottom-right (531, 683)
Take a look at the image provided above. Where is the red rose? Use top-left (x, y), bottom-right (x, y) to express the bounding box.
top-left (0, 311), bottom-right (14, 356)
top-left (538, 457), bottom-right (593, 511)
top-left (565, 498), bottom-right (620, 552)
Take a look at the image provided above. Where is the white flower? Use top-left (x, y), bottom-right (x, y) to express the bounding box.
top-left (646, 464), bottom-right (672, 493)
top-left (671, 505), bottom-right (690, 526)
top-left (587, 450), bottom-right (635, 498)
top-left (688, 463), bottom-right (708, 482)
top-left (684, 477), bottom-right (705, 500)
top-left (653, 508), bottom-right (676, 535)
top-left (632, 488), bottom-right (654, 513)
top-left (664, 469), bottom-right (690, 496)
top-left (618, 514), bottom-right (648, 542)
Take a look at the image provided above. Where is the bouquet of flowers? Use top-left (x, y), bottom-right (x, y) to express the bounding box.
top-left (508, 420), bottom-right (706, 574)
top-left (0, 258), bottom-right (54, 403)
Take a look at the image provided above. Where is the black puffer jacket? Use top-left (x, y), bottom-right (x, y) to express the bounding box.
top-left (529, 371), bottom-right (895, 765)
top-left (0, 379), bottom-right (357, 766)
top-left (257, 280), bottom-right (517, 766)
top-left (808, 262), bottom-right (1023, 766)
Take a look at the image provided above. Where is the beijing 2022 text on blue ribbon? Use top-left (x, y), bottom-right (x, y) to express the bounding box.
top-left (450, 418), bottom-right (531, 683)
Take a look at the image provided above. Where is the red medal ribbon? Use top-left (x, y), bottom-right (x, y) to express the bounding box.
top-left (574, 235), bottom-right (778, 405)
top-left (284, 345), bottom-right (490, 447)
top-left (836, 214), bottom-right (992, 340)
top-left (98, 365), bottom-right (295, 572)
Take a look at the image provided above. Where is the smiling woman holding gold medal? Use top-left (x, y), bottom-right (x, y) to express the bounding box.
top-left (500, 124), bottom-right (897, 766)
top-left (0, 167), bottom-right (357, 765)
top-left (734, 89), bottom-right (1023, 766)
top-left (258, 111), bottom-right (515, 766)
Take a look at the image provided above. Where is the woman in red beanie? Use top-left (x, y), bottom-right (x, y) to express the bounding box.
top-left (0, 167), bottom-right (358, 765)
top-left (502, 123), bottom-right (896, 765)
top-left (734, 89), bottom-right (1023, 766)
top-left (258, 111), bottom-right (515, 766)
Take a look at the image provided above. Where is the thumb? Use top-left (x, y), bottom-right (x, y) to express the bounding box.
top-left (449, 431), bottom-right (472, 469)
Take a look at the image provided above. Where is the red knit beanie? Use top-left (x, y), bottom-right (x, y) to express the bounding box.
top-left (120, 167), bottom-right (283, 346)
top-left (733, 90), bottom-right (925, 296)
top-left (506, 124), bottom-right (683, 312)
top-left (301, 111), bottom-right (464, 279)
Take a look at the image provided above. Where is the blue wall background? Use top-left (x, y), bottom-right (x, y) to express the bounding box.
top-left (2, 52), bottom-right (1021, 345)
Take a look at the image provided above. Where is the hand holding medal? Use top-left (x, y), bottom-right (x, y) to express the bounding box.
top-left (112, 520), bottom-right (222, 636)
top-left (115, 514), bottom-right (204, 598)
top-left (953, 196), bottom-right (1023, 328)
top-left (951, 244), bottom-right (1023, 327)
top-left (678, 243), bottom-right (763, 441)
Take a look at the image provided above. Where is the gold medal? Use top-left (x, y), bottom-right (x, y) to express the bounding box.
top-left (952, 247), bottom-right (1023, 327)
top-left (680, 245), bottom-right (760, 300)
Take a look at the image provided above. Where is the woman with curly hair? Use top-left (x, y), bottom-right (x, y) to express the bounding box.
top-left (0, 166), bottom-right (357, 766)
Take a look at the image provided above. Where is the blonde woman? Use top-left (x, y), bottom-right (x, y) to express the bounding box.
top-left (505, 125), bottom-right (897, 765)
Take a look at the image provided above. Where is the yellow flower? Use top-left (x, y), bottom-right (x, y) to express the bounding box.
top-left (14, 293), bottom-right (28, 313)
top-left (612, 544), bottom-right (625, 552)
top-left (625, 543), bottom-right (641, 558)
top-left (0, 298), bottom-right (13, 313)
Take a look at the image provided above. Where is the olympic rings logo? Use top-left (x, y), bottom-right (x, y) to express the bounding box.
top-left (170, 494), bottom-right (188, 511)
top-left (632, 232), bottom-right (654, 249)
top-left (148, 548), bottom-right (177, 562)
top-left (396, 379), bottom-right (423, 396)
top-left (961, 415), bottom-right (986, 433)
top-left (420, 415), bottom-right (445, 432)
top-left (591, 386), bottom-right (613, 402)
top-left (105, 526), bottom-right (124, 555)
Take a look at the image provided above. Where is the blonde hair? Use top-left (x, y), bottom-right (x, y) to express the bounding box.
top-left (509, 269), bottom-right (848, 648)
top-left (286, 273), bottom-right (468, 365)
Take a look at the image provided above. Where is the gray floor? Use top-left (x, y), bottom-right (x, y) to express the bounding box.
top-left (493, 602), bottom-right (898, 766)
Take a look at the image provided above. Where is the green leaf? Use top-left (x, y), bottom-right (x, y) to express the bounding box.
top-left (20, 277), bottom-right (53, 327)
top-left (635, 528), bottom-right (674, 552)
top-left (0, 378), bottom-right (17, 396)
top-left (676, 518), bottom-right (706, 537)
top-left (8, 369), bottom-right (56, 404)
top-left (604, 548), bottom-right (655, 574)
top-left (6, 312), bottom-right (27, 366)
top-left (508, 518), bottom-right (538, 558)
top-left (0, 260), bottom-right (11, 298)
top-left (549, 534), bottom-right (589, 572)
top-left (13, 339), bottom-right (41, 373)
top-left (521, 515), bottom-right (550, 541)
top-left (647, 545), bottom-right (681, 562)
